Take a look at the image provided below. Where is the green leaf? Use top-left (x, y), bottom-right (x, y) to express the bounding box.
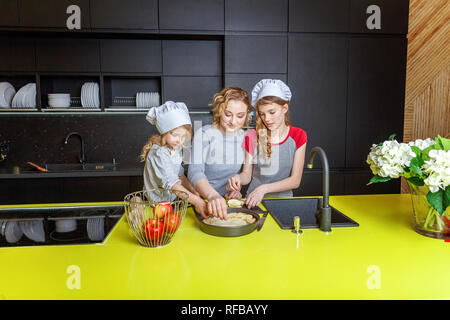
top-left (410, 157), bottom-right (423, 178)
top-left (367, 175), bottom-right (391, 185)
top-left (427, 189), bottom-right (445, 215)
top-left (436, 135), bottom-right (450, 152)
top-left (422, 143), bottom-right (441, 161)
top-left (410, 146), bottom-right (422, 157)
top-left (407, 176), bottom-right (425, 186)
top-left (444, 187), bottom-right (450, 213)
top-left (388, 133), bottom-right (397, 141)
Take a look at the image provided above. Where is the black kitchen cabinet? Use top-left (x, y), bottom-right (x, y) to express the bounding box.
top-left (225, 35), bottom-right (287, 74)
top-left (346, 37), bottom-right (407, 168)
top-left (100, 39), bottom-right (162, 73)
top-left (90, 0), bottom-right (158, 30)
top-left (0, 37), bottom-right (35, 72)
top-left (162, 40), bottom-right (222, 76)
top-left (159, 0), bottom-right (224, 31)
top-left (18, 0), bottom-right (90, 29)
top-left (36, 38), bottom-right (100, 72)
top-left (130, 176), bottom-right (144, 192)
top-left (63, 177), bottom-right (130, 202)
top-left (344, 171), bottom-right (400, 194)
top-left (162, 76), bottom-right (222, 108)
top-left (289, 0), bottom-right (349, 33)
top-left (349, 0), bottom-right (409, 34)
top-left (0, 0), bottom-right (19, 27)
top-left (224, 73), bottom-right (287, 95)
top-left (225, 0), bottom-right (288, 32)
top-left (293, 170), bottom-right (345, 197)
top-left (288, 35), bottom-right (348, 168)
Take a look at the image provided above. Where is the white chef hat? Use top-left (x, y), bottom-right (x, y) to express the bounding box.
top-left (251, 79), bottom-right (292, 106)
top-left (146, 101), bottom-right (192, 134)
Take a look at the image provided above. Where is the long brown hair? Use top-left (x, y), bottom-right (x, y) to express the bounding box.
top-left (255, 96), bottom-right (291, 161)
top-left (210, 87), bottom-right (252, 127)
top-left (140, 124), bottom-right (192, 162)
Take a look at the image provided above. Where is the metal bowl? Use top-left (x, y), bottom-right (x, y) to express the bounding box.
top-left (194, 207), bottom-right (260, 237)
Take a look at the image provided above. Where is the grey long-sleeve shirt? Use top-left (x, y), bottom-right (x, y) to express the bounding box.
top-left (188, 124), bottom-right (246, 196)
top-left (143, 144), bottom-right (184, 202)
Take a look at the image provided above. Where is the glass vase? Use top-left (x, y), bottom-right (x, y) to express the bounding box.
top-left (407, 181), bottom-right (450, 239)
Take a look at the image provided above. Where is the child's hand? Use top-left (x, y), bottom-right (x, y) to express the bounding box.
top-left (194, 198), bottom-right (209, 219)
top-left (227, 174), bottom-right (241, 192)
top-left (224, 190), bottom-right (242, 200)
top-left (245, 185), bottom-right (267, 209)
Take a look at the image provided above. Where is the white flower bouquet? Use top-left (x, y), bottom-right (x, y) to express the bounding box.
top-left (367, 134), bottom-right (450, 235)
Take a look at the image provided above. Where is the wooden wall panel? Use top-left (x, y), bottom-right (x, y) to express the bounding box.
top-left (402, 0), bottom-right (450, 193)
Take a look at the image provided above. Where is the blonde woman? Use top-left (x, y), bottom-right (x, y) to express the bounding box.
top-left (188, 87), bottom-right (252, 219)
top-left (227, 79), bottom-right (308, 209)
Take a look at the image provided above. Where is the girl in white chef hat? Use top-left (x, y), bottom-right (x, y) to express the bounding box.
top-left (227, 79), bottom-right (308, 209)
top-left (141, 101), bottom-right (207, 216)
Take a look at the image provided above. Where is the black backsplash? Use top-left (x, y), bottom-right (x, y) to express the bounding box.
top-left (0, 112), bottom-right (212, 170)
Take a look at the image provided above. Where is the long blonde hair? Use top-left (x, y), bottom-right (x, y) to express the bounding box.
top-left (140, 124), bottom-right (192, 162)
top-left (255, 96), bottom-right (291, 161)
top-left (210, 87), bottom-right (252, 127)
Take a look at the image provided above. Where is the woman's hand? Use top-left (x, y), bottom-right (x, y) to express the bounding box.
top-left (245, 185), bottom-right (267, 209)
top-left (226, 174), bottom-right (242, 192)
top-left (193, 197), bottom-right (209, 219)
top-left (207, 195), bottom-right (228, 220)
top-left (224, 190), bottom-right (242, 200)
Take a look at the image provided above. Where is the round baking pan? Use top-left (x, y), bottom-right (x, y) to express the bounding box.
top-left (194, 207), bottom-right (260, 237)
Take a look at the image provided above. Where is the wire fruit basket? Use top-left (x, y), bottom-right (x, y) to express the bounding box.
top-left (124, 189), bottom-right (189, 247)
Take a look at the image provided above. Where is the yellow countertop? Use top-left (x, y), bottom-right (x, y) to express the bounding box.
top-left (0, 194), bottom-right (449, 300)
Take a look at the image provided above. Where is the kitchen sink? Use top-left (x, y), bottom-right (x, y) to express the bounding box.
top-left (45, 162), bottom-right (116, 172)
top-left (261, 198), bottom-right (359, 230)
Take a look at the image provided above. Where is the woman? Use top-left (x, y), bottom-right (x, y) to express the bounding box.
top-left (188, 87), bottom-right (252, 219)
top-left (227, 79), bottom-right (307, 209)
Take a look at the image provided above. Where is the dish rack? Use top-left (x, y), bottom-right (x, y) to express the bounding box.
top-left (124, 189), bottom-right (189, 248)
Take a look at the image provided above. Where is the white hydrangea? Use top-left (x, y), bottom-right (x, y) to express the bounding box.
top-left (408, 138), bottom-right (436, 150)
top-left (367, 140), bottom-right (416, 178)
top-left (422, 149), bottom-right (450, 192)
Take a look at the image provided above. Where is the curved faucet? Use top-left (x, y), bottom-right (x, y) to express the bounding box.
top-left (64, 132), bottom-right (86, 164)
top-left (307, 146), bottom-right (331, 232)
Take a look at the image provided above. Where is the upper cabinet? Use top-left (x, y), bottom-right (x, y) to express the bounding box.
top-left (18, 0), bottom-right (90, 29)
top-left (36, 38), bottom-right (100, 72)
top-left (225, 0), bottom-right (288, 32)
top-left (0, 37), bottom-right (35, 71)
top-left (100, 40), bottom-right (161, 73)
top-left (349, 0), bottom-right (409, 34)
top-left (289, 0), bottom-right (349, 33)
top-left (0, 0), bottom-right (19, 26)
top-left (162, 40), bottom-right (222, 76)
top-left (159, 0), bottom-right (224, 31)
top-left (225, 35), bottom-right (287, 74)
top-left (90, 0), bottom-right (158, 30)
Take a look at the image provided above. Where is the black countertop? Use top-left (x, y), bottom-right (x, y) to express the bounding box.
top-left (0, 163), bottom-right (144, 179)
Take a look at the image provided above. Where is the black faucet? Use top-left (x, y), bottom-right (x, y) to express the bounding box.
top-left (64, 132), bottom-right (86, 164)
top-left (307, 146), bottom-right (331, 232)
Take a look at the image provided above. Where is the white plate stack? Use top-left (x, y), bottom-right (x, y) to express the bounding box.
top-left (0, 82), bottom-right (16, 108)
top-left (136, 92), bottom-right (159, 109)
top-left (81, 82), bottom-right (100, 109)
top-left (11, 83), bottom-right (36, 109)
top-left (87, 217), bottom-right (105, 241)
top-left (48, 93), bottom-right (71, 108)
